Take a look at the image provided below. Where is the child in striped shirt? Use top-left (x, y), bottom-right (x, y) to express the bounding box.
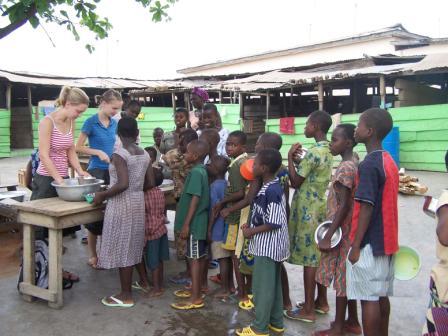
top-left (237, 149), bottom-right (290, 336)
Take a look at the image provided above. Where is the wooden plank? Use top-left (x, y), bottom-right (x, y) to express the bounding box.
top-left (19, 283), bottom-right (57, 302)
top-left (171, 92), bottom-right (176, 112)
top-left (48, 228), bottom-right (63, 308)
top-left (21, 223), bottom-right (35, 302)
top-left (239, 93), bottom-right (244, 119)
top-left (379, 75), bottom-right (386, 108)
top-left (18, 208), bottom-right (105, 229)
top-left (266, 90), bottom-right (270, 131)
top-left (14, 198), bottom-right (104, 217)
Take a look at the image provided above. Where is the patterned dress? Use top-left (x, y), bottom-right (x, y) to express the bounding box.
top-left (289, 141), bottom-right (332, 267)
top-left (98, 147), bottom-right (150, 269)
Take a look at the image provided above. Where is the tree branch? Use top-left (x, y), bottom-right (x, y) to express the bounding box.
top-left (0, 5), bottom-right (37, 40)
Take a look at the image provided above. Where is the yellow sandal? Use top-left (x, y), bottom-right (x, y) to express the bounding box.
top-left (235, 326), bottom-right (268, 336)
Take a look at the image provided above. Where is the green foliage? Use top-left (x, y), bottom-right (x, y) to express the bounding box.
top-left (0, 0), bottom-right (177, 51)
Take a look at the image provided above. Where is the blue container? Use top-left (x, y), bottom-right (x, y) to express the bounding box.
top-left (382, 126), bottom-right (400, 167)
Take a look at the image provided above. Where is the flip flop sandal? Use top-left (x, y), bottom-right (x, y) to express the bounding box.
top-left (174, 289), bottom-right (191, 298)
top-left (209, 274), bottom-right (222, 284)
top-left (268, 324), bottom-right (285, 333)
top-left (248, 294), bottom-right (253, 300)
top-left (184, 284), bottom-right (209, 294)
top-left (169, 276), bottom-right (191, 285)
top-left (62, 278), bottom-right (73, 290)
top-left (235, 326), bottom-right (268, 336)
top-left (171, 301), bottom-right (205, 310)
top-left (330, 322), bottom-right (362, 335)
top-left (81, 237), bottom-right (88, 245)
top-left (296, 301), bottom-right (330, 314)
top-left (283, 308), bottom-right (316, 323)
top-left (101, 296), bottom-right (134, 308)
top-left (209, 260), bottom-right (219, 269)
top-left (132, 281), bottom-right (149, 293)
top-left (238, 299), bottom-right (254, 311)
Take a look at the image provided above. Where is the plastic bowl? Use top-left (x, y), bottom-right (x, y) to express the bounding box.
top-left (394, 245), bottom-right (421, 281)
top-left (240, 158), bottom-right (255, 181)
top-left (314, 220), bottom-right (342, 248)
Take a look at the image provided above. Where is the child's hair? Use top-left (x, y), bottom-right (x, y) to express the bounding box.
top-left (361, 108), bottom-right (393, 140)
top-left (212, 155), bottom-right (231, 176)
top-left (153, 168), bottom-right (164, 187)
top-left (55, 86), bottom-right (89, 107)
top-left (228, 130), bottom-right (247, 145)
top-left (145, 146), bottom-right (157, 162)
top-left (117, 116), bottom-right (138, 138)
top-left (95, 89), bottom-right (122, 105)
top-left (189, 140), bottom-right (209, 161)
top-left (203, 103), bottom-right (218, 114)
top-left (153, 127), bottom-right (164, 135)
top-left (309, 110), bottom-right (332, 133)
top-left (126, 100), bottom-right (141, 115)
top-left (201, 128), bottom-right (220, 146)
top-left (256, 149), bottom-right (282, 174)
top-left (258, 132), bottom-right (282, 150)
top-left (336, 124), bottom-right (357, 147)
top-left (180, 128), bottom-right (198, 144)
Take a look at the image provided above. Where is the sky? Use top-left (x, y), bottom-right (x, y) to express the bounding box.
top-left (1, 0), bottom-right (448, 79)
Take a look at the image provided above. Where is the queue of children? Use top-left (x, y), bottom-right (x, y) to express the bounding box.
top-left (31, 84), bottom-right (401, 336)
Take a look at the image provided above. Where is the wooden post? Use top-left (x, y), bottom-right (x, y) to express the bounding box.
top-left (239, 93), bottom-right (244, 120)
top-left (219, 91), bottom-right (223, 104)
top-left (48, 228), bottom-right (63, 309)
top-left (6, 84), bottom-right (11, 111)
top-left (352, 81), bottom-right (358, 114)
top-left (266, 90), bottom-right (270, 131)
top-left (21, 224), bottom-right (35, 302)
top-left (171, 92), bottom-right (176, 112)
top-left (184, 92), bottom-right (191, 111)
top-left (318, 82), bottom-right (324, 110)
top-left (290, 87), bottom-right (294, 108)
top-left (379, 75), bottom-right (386, 108)
top-left (282, 91), bottom-right (286, 117)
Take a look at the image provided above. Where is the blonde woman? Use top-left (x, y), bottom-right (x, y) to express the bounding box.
top-left (76, 89), bottom-right (123, 269)
top-left (32, 86), bottom-right (90, 282)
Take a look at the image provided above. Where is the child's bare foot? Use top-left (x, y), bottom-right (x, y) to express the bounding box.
top-left (145, 288), bottom-right (164, 298)
top-left (296, 300), bottom-right (330, 314)
top-left (87, 257), bottom-right (102, 269)
top-left (311, 328), bottom-right (343, 336)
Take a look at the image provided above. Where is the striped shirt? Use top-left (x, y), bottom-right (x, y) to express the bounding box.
top-left (144, 187), bottom-right (167, 241)
top-left (36, 116), bottom-right (73, 178)
top-left (248, 178), bottom-right (290, 262)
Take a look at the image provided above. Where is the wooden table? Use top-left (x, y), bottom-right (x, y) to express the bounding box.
top-left (14, 198), bottom-right (105, 309)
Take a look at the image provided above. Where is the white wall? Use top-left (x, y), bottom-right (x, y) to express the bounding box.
top-left (399, 44), bottom-right (448, 56)
top-left (182, 37), bottom-right (400, 76)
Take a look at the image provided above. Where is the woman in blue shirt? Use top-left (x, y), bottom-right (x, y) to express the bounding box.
top-left (76, 89), bottom-right (123, 268)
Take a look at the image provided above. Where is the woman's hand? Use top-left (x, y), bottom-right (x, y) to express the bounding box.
top-left (348, 246), bottom-right (360, 265)
top-left (55, 177), bottom-right (65, 185)
top-left (78, 170), bottom-right (91, 177)
top-left (97, 151), bottom-right (111, 163)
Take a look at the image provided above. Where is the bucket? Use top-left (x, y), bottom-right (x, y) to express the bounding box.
top-left (382, 126), bottom-right (400, 167)
top-left (394, 245), bottom-right (421, 281)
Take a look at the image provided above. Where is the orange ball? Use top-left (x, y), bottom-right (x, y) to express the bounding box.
top-left (240, 158), bottom-right (255, 181)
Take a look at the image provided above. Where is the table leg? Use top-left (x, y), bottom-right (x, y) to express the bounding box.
top-left (48, 228), bottom-right (63, 309)
top-left (22, 224), bottom-right (35, 302)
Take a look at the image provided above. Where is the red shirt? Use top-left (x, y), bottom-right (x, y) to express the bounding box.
top-left (144, 187), bottom-right (167, 241)
top-left (350, 150), bottom-right (399, 256)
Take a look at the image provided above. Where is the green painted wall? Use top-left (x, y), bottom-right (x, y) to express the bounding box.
top-left (266, 104), bottom-right (448, 172)
top-left (31, 104), bottom-right (241, 149)
top-left (0, 109), bottom-right (11, 158)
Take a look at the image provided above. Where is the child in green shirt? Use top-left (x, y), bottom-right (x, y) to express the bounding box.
top-left (171, 140), bottom-right (210, 310)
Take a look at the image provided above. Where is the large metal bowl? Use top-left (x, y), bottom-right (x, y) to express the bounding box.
top-left (51, 178), bottom-right (104, 202)
top-left (314, 220), bottom-right (342, 248)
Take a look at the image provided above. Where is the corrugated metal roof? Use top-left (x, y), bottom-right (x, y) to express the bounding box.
top-left (0, 69), bottom-right (211, 89)
top-left (204, 54), bottom-right (448, 92)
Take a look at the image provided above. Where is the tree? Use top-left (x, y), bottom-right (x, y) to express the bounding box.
top-left (0, 0), bottom-right (177, 52)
